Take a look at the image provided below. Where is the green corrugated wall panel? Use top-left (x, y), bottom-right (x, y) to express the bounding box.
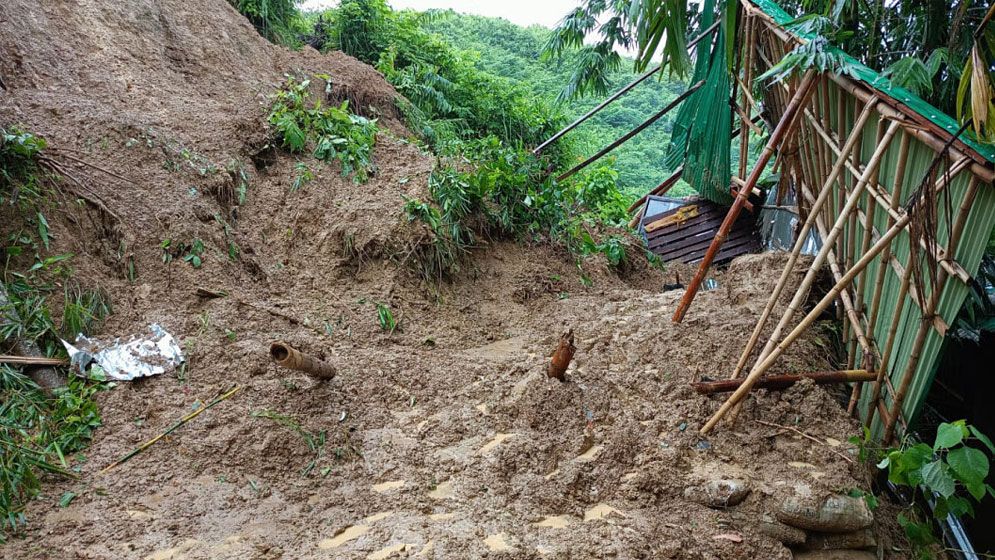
top-left (806, 81), bottom-right (994, 440)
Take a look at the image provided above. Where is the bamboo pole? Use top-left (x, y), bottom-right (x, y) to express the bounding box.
top-left (533, 20), bottom-right (721, 155)
top-left (743, 119), bottom-right (900, 381)
top-left (847, 117), bottom-right (887, 413)
top-left (627, 165), bottom-right (685, 214)
top-left (883, 175), bottom-right (980, 442)
top-left (693, 370), bottom-right (874, 394)
top-left (738, 14), bottom-right (755, 180)
top-left (557, 81), bottom-right (705, 182)
top-left (702, 163), bottom-right (958, 435)
top-left (703, 213), bottom-right (910, 434)
top-left (0, 355), bottom-right (68, 366)
top-left (672, 70), bottom-right (818, 324)
top-left (729, 98), bottom-right (879, 379)
top-left (866, 133), bottom-right (911, 334)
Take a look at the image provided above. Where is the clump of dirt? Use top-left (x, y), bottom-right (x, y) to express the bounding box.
top-left (0, 1), bottom-right (894, 559)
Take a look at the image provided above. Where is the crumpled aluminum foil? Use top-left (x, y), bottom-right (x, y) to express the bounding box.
top-left (62, 323), bottom-right (184, 381)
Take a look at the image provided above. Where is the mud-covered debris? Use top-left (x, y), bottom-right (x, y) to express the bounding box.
top-left (62, 323), bottom-right (183, 381)
top-left (804, 528), bottom-right (877, 551)
top-left (776, 494), bottom-right (873, 533)
top-left (685, 478), bottom-right (751, 508)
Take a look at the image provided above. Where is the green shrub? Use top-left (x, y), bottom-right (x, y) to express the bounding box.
top-left (228, 0), bottom-right (304, 46)
top-left (268, 75), bottom-right (378, 183)
top-left (877, 420), bottom-right (995, 556)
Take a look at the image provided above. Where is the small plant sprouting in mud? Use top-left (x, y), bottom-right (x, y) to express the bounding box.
top-left (251, 409), bottom-right (327, 476)
top-left (291, 162), bottom-right (313, 192)
top-left (160, 238), bottom-right (206, 268)
top-left (375, 302), bottom-right (398, 334)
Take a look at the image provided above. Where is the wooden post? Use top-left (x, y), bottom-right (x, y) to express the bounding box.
top-left (672, 70), bottom-right (817, 324)
top-left (729, 98), bottom-right (878, 379)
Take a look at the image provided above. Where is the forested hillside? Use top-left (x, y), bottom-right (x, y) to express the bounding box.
top-left (423, 12), bottom-right (691, 197)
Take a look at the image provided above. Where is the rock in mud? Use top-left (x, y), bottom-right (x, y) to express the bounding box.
top-left (793, 551), bottom-right (877, 560)
top-left (804, 528), bottom-right (877, 551)
top-left (776, 494), bottom-right (873, 533)
top-left (684, 478), bottom-right (751, 508)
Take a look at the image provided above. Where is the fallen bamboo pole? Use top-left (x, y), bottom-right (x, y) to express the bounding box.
top-left (672, 70), bottom-right (818, 323)
top-left (533, 20), bottom-right (721, 155)
top-left (693, 369), bottom-right (874, 394)
top-left (627, 165), bottom-right (684, 215)
top-left (0, 355), bottom-right (68, 366)
top-left (100, 385), bottom-right (242, 474)
top-left (557, 81), bottom-right (705, 182)
top-left (702, 162), bottom-right (958, 435)
top-left (270, 342), bottom-right (337, 380)
top-left (729, 98), bottom-right (879, 379)
top-left (742, 119), bottom-right (901, 383)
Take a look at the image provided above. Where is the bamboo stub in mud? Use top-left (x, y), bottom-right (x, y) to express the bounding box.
top-left (270, 342), bottom-right (337, 380)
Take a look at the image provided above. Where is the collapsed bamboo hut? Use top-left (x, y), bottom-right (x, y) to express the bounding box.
top-left (533, 0), bottom-right (994, 443)
top-left (683, 0), bottom-right (995, 441)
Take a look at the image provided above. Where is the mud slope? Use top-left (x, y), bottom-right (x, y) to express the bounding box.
top-left (1, 1), bottom-right (889, 559)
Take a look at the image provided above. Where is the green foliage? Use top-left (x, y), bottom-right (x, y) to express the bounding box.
top-left (423, 10), bottom-right (693, 198)
top-left (375, 302), bottom-right (397, 333)
top-left (0, 126), bottom-right (109, 541)
top-left (268, 75), bottom-right (378, 183)
top-left (883, 49), bottom-right (949, 97)
top-left (228, 0), bottom-right (304, 46)
top-left (160, 238), bottom-right (205, 269)
top-left (878, 421), bottom-right (995, 523)
top-left (311, 0), bottom-right (565, 161)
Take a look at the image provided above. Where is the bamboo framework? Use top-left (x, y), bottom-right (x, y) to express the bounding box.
top-left (696, 0), bottom-right (995, 441)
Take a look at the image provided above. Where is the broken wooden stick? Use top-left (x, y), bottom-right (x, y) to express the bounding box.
top-left (270, 341), bottom-right (336, 380)
top-left (692, 370), bottom-right (873, 395)
top-left (100, 385), bottom-right (241, 474)
top-left (547, 329), bottom-right (575, 381)
top-left (0, 355), bottom-right (68, 366)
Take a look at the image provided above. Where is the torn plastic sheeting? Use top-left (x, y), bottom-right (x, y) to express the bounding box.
top-left (62, 323), bottom-right (184, 381)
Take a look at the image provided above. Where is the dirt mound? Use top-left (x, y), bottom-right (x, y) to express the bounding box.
top-left (0, 1), bottom-right (890, 558)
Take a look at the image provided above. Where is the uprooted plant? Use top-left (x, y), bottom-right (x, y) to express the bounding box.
top-left (268, 74), bottom-right (378, 184)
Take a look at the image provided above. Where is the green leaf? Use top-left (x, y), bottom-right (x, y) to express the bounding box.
top-left (934, 422), bottom-right (965, 450)
top-left (947, 446), bottom-right (989, 483)
top-left (922, 460), bottom-right (956, 498)
top-left (59, 491), bottom-right (76, 508)
top-left (970, 426), bottom-right (995, 454)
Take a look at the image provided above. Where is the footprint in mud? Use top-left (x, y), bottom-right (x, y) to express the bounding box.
top-left (318, 512), bottom-right (394, 550)
top-left (484, 532), bottom-right (513, 552)
top-left (533, 515), bottom-right (572, 529)
top-left (479, 432), bottom-right (516, 454)
top-left (574, 444), bottom-right (603, 463)
top-left (427, 480), bottom-right (454, 500)
top-left (371, 480), bottom-right (406, 493)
